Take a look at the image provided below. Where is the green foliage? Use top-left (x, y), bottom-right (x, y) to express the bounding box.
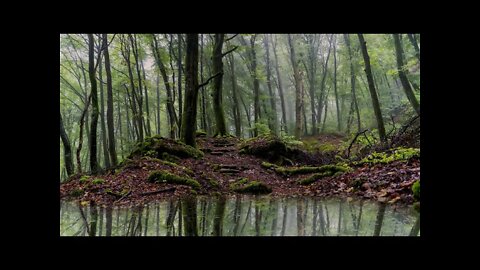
top-left (79, 175), bottom-right (90, 183)
top-left (261, 161), bottom-right (279, 169)
top-left (298, 172), bottom-right (332, 185)
top-left (70, 188), bottom-right (84, 197)
top-left (355, 147), bottom-right (420, 165)
top-left (129, 136), bottom-right (204, 160)
top-left (147, 170), bottom-right (201, 189)
top-left (412, 180), bottom-right (420, 200)
top-left (161, 152), bottom-right (181, 163)
top-left (206, 177), bottom-right (220, 189)
top-left (92, 178), bottom-right (105, 185)
top-left (275, 164), bottom-right (351, 176)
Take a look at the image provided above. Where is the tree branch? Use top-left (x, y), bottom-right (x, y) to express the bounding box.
top-left (221, 46), bottom-right (238, 57)
top-left (225, 34), bottom-right (239, 42)
top-left (198, 72), bottom-right (223, 90)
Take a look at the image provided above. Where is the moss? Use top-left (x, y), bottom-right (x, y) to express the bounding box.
top-left (206, 177), bottom-right (220, 189)
top-left (413, 202), bottom-right (420, 212)
top-left (92, 178), bottom-right (105, 185)
top-left (355, 147), bottom-right (420, 165)
top-left (70, 188), bottom-right (84, 197)
top-left (261, 162), bottom-right (278, 169)
top-left (298, 172), bottom-right (332, 185)
top-left (275, 164), bottom-right (350, 176)
top-left (350, 178), bottom-right (364, 189)
top-left (232, 180), bottom-right (272, 194)
top-left (412, 180), bottom-right (420, 200)
top-left (128, 136), bottom-right (204, 160)
top-left (161, 152), bottom-right (181, 163)
top-left (211, 164), bottom-right (220, 171)
top-left (147, 170), bottom-right (201, 189)
top-left (239, 134), bottom-right (301, 162)
top-left (79, 175), bottom-right (90, 183)
top-left (195, 130), bottom-right (207, 137)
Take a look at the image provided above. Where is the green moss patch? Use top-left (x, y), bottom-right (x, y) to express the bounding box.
top-left (128, 136), bottom-right (204, 160)
top-left (147, 170), bottom-right (201, 189)
top-left (70, 188), bottom-right (84, 197)
top-left (230, 178), bottom-right (272, 194)
top-left (239, 135), bottom-right (302, 163)
top-left (275, 164), bottom-right (350, 176)
top-left (355, 147), bottom-right (420, 165)
top-left (92, 178), bottom-right (105, 185)
top-left (412, 180), bottom-right (420, 200)
top-left (298, 172), bottom-right (333, 185)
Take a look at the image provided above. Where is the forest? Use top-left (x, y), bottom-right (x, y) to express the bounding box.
top-left (59, 33), bottom-right (420, 236)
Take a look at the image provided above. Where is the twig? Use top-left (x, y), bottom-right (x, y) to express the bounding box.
top-left (346, 129), bottom-right (368, 159)
top-left (140, 187), bottom-right (176, 196)
top-left (225, 34), bottom-right (239, 42)
top-left (115, 190), bottom-right (132, 203)
top-left (221, 46), bottom-right (238, 57)
top-left (198, 72), bottom-right (222, 90)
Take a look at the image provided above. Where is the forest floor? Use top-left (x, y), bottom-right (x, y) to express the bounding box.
top-left (60, 135), bottom-right (420, 207)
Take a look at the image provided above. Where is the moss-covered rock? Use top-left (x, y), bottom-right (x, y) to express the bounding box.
top-left (195, 130), bottom-right (207, 137)
top-left (161, 152), bottom-right (181, 163)
top-left (147, 170), bottom-right (201, 189)
top-left (412, 180), bottom-right (420, 200)
top-left (92, 178), bottom-right (105, 185)
top-left (128, 136), bottom-right (204, 160)
top-left (230, 178), bottom-right (272, 194)
top-left (298, 172), bottom-right (333, 185)
top-left (354, 147), bottom-right (420, 165)
top-left (239, 135), bottom-right (302, 163)
top-left (275, 164), bottom-right (350, 176)
top-left (261, 161), bottom-right (279, 169)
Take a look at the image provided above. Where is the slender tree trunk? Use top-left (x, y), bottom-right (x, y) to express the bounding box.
top-left (317, 36), bottom-right (333, 133)
top-left (212, 34), bottom-right (228, 136)
top-left (272, 35), bottom-right (288, 134)
top-left (357, 34), bottom-right (387, 143)
top-left (288, 34), bottom-right (303, 139)
top-left (105, 206), bottom-right (113, 236)
top-left (407, 33), bottom-right (420, 62)
top-left (140, 58), bottom-right (152, 137)
top-left (89, 201), bottom-right (98, 237)
top-left (250, 35), bottom-right (260, 137)
top-left (393, 34), bottom-right (420, 115)
top-left (281, 199), bottom-right (287, 236)
top-left (296, 198), bottom-right (305, 236)
top-left (227, 53), bottom-right (241, 137)
top-left (102, 34), bottom-right (118, 166)
top-left (151, 35), bottom-right (178, 139)
top-left (129, 34), bottom-right (145, 142)
top-left (240, 93), bottom-right (253, 138)
top-left (181, 34), bottom-right (199, 147)
top-left (177, 34), bottom-right (183, 133)
top-left (98, 59), bottom-right (110, 168)
top-left (263, 34), bottom-right (278, 135)
top-left (155, 74), bottom-right (161, 135)
top-left (200, 34), bottom-right (208, 132)
top-left (60, 112), bottom-right (74, 176)
top-left (87, 34), bottom-right (99, 173)
top-left (333, 37), bottom-right (341, 132)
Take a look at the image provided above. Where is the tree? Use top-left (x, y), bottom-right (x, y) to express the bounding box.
top-left (87, 34), bottom-right (100, 173)
top-left (407, 34), bottom-right (420, 62)
top-left (60, 112), bottom-right (74, 176)
top-left (357, 34), bottom-right (387, 143)
top-left (332, 36), bottom-right (341, 131)
top-left (287, 34), bottom-right (304, 139)
top-left (102, 34), bottom-right (118, 166)
top-left (263, 34), bottom-right (278, 135)
top-left (343, 34), bottom-right (361, 132)
top-left (393, 34), bottom-right (420, 115)
top-left (271, 35), bottom-right (288, 135)
top-left (212, 34), bottom-right (228, 136)
top-left (181, 34), bottom-right (200, 147)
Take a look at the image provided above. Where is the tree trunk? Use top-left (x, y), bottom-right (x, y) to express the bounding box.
top-left (407, 33), bottom-right (420, 62)
top-left (357, 34), bottom-right (387, 143)
top-left (151, 35), bottom-right (178, 139)
top-left (98, 58), bottom-right (110, 168)
top-left (317, 36), bottom-right (333, 133)
top-left (212, 34), bottom-right (228, 136)
top-left (155, 74), bottom-right (161, 135)
top-left (333, 37), bottom-right (341, 132)
top-left (140, 58), bottom-right (152, 137)
top-left (87, 34), bottom-right (99, 174)
top-left (263, 34), bottom-right (278, 135)
top-left (181, 34), bottom-right (200, 147)
top-left (272, 35), bottom-right (288, 135)
top-left (373, 202), bottom-right (386, 236)
top-left (60, 112), bottom-right (74, 176)
top-left (250, 35), bottom-right (260, 137)
top-left (102, 34), bottom-right (118, 166)
top-left (288, 34), bottom-right (303, 139)
top-left (129, 34), bottom-right (145, 142)
top-left (213, 195), bottom-right (226, 236)
top-left (177, 34), bottom-right (183, 133)
top-left (227, 53), bottom-right (242, 137)
top-left (393, 34), bottom-right (420, 115)
top-left (200, 35), bottom-right (208, 132)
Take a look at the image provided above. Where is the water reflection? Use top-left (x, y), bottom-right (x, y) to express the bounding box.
top-left (60, 196), bottom-right (420, 237)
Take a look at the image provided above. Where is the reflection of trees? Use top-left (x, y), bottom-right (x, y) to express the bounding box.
top-left (409, 215), bottom-right (420, 236)
top-left (98, 207), bottom-right (104, 236)
top-left (166, 199), bottom-right (177, 236)
top-left (89, 201), bottom-right (98, 237)
top-left (233, 195), bottom-right (242, 236)
top-left (212, 196), bottom-right (226, 236)
top-left (240, 200), bottom-right (253, 235)
top-left (144, 204), bottom-right (150, 236)
top-left (126, 205), bottom-right (144, 236)
top-left (297, 198), bottom-right (305, 236)
top-left (183, 196), bottom-right (198, 236)
top-left (254, 201), bottom-right (262, 236)
top-left (270, 200), bottom-right (278, 236)
top-left (155, 203), bottom-right (160, 236)
top-left (281, 198), bottom-right (288, 236)
top-left (337, 199), bottom-right (343, 236)
top-left (349, 200), bottom-right (363, 236)
top-left (373, 202), bottom-right (386, 236)
top-left (105, 206), bottom-right (113, 236)
top-left (178, 200), bottom-right (183, 236)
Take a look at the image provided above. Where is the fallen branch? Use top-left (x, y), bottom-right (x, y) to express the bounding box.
top-left (115, 190), bottom-right (131, 203)
top-left (140, 187), bottom-right (176, 196)
top-left (346, 129), bottom-right (368, 159)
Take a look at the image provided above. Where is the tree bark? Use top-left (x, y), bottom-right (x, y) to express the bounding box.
top-left (317, 36), bottom-right (333, 133)
top-left (181, 34), bottom-right (200, 147)
top-left (373, 202), bottom-right (386, 236)
top-left (212, 34), bottom-right (228, 136)
top-left (407, 33), bottom-right (420, 62)
top-left (393, 34), bottom-right (420, 115)
top-left (200, 35), bottom-right (208, 132)
top-left (102, 34), bottom-right (118, 166)
top-left (140, 57), bottom-right (152, 137)
top-left (227, 52), bottom-right (242, 137)
top-left (271, 35), bottom-right (288, 135)
top-left (60, 112), bottom-right (74, 176)
top-left (344, 34), bottom-right (361, 133)
top-left (213, 195), bottom-right (226, 236)
top-left (177, 34), bottom-right (183, 133)
top-left (87, 34), bottom-right (100, 173)
top-left (333, 36), bottom-right (341, 132)
top-left (98, 57), bottom-right (110, 168)
top-left (288, 34), bottom-right (303, 139)
top-left (263, 34), bottom-right (278, 135)
top-left (357, 34), bottom-right (387, 143)
top-left (129, 34), bottom-right (145, 141)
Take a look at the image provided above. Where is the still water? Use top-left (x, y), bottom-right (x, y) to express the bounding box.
top-left (60, 196), bottom-right (420, 236)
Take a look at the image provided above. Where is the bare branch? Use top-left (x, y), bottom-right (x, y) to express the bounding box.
top-left (198, 72), bottom-right (222, 90)
top-left (225, 34), bottom-right (239, 42)
top-left (221, 46), bottom-right (238, 57)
